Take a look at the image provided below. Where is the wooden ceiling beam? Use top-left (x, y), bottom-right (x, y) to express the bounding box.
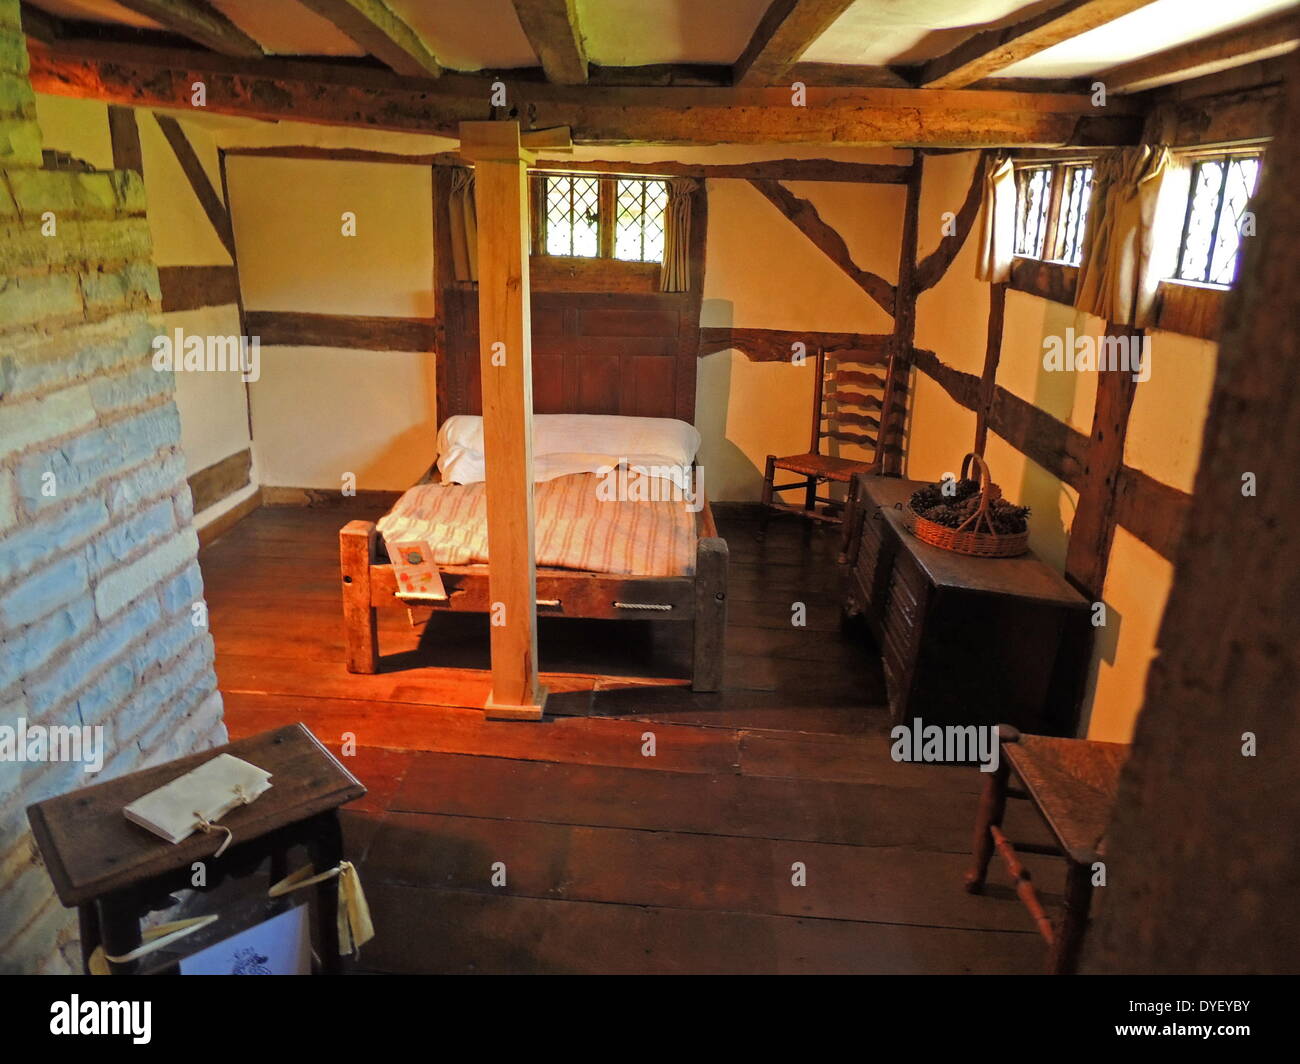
top-left (25, 39), bottom-right (1143, 148)
top-left (512, 0), bottom-right (587, 85)
top-left (112, 0), bottom-right (264, 58)
top-left (733, 0), bottom-right (856, 88)
top-left (296, 0), bottom-right (442, 78)
top-left (919, 0), bottom-right (1161, 89)
top-left (1098, 10), bottom-right (1300, 95)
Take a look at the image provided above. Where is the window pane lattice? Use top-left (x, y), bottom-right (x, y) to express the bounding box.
top-left (1014, 167), bottom-right (1052, 258)
top-left (614, 178), bottom-right (668, 262)
top-left (1176, 154), bottom-right (1262, 287)
top-left (1053, 165), bottom-right (1093, 266)
top-left (545, 174), bottom-right (599, 257)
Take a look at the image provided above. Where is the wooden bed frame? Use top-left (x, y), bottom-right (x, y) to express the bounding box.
top-left (339, 501), bottom-right (727, 691)
top-left (340, 168), bottom-right (722, 693)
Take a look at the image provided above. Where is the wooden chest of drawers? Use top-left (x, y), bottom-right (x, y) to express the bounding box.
top-left (842, 474), bottom-right (1092, 736)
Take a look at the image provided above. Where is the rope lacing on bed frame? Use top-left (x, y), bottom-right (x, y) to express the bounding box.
top-left (613, 602), bottom-right (674, 611)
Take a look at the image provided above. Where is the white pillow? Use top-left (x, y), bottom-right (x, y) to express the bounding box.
top-left (437, 414), bottom-right (701, 487)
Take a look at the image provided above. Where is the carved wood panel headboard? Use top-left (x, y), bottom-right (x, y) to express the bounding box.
top-left (437, 289), bottom-right (700, 424)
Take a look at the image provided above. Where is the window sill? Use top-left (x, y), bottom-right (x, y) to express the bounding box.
top-left (1153, 279), bottom-right (1225, 340)
top-left (1008, 257), bottom-right (1079, 305)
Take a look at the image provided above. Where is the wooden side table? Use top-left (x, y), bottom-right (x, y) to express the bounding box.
top-left (965, 726), bottom-right (1128, 974)
top-left (27, 723), bottom-right (365, 975)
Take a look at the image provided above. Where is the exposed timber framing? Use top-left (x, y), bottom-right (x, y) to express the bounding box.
top-left (25, 40), bottom-right (1141, 148)
top-left (914, 150), bottom-right (986, 291)
top-left (699, 327), bottom-right (894, 362)
top-left (113, 0), bottom-right (264, 58)
top-left (1063, 324), bottom-right (1143, 600)
top-left (904, 345), bottom-right (1189, 564)
top-left (1098, 10), bottom-right (1300, 94)
top-left (749, 178), bottom-right (896, 316)
top-left (512, 0), bottom-right (587, 85)
top-left (919, 0), bottom-right (1161, 89)
top-left (973, 281), bottom-right (1007, 456)
top-left (733, 0), bottom-right (857, 88)
top-left (885, 156), bottom-right (922, 474)
top-left (158, 264), bottom-right (240, 312)
top-left (217, 147), bottom-right (253, 440)
top-left (787, 62), bottom-right (912, 89)
top-left (187, 447), bottom-right (252, 514)
top-left (106, 104), bottom-right (142, 173)
top-left (295, 0), bottom-right (443, 78)
top-left (154, 112), bottom-right (234, 257)
top-left (244, 310), bottom-right (436, 351)
top-left (220, 144), bottom-right (912, 182)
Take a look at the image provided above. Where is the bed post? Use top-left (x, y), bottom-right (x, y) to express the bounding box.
top-left (340, 520), bottom-right (379, 674)
top-left (693, 536), bottom-right (728, 692)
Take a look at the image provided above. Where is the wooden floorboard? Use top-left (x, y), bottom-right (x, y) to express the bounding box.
top-left (203, 503), bottom-right (1058, 974)
top-left (357, 883), bottom-right (1044, 975)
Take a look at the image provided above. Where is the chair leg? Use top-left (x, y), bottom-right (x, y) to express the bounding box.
top-left (759, 455), bottom-right (776, 539)
top-left (1052, 861), bottom-right (1094, 975)
top-left (965, 755), bottom-right (1010, 894)
top-left (804, 475), bottom-right (817, 513)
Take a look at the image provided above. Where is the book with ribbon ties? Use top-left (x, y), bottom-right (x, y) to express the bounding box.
top-left (123, 753), bottom-right (273, 849)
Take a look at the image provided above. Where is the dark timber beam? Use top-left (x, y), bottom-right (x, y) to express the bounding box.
top-left (107, 104), bottom-right (142, 174)
top-left (296, 0), bottom-right (442, 78)
top-left (749, 178), bottom-right (896, 316)
top-left (1098, 10), bottom-right (1300, 94)
top-left (512, 0), bottom-right (587, 85)
top-left (733, 0), bottom-right (857, 88)
top-left (113, 0), bottom-right (264, 58)
top-left (154, 112), bottom-right (234, 258)
top-left (919, 0), bottom-right (1160, 89)
top-left (26, 39), bottom-right (1142, 148)
top-left (915, 151), bottom-right (986, 292)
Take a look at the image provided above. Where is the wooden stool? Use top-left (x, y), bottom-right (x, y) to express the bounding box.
top-left (965, 725), bottom-right (1128, 974)
top-left (27, 723), bottom-right (365, 975)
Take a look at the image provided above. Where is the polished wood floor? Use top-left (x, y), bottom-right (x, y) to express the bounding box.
top-left (201, 502), bottom-right (1054, 974)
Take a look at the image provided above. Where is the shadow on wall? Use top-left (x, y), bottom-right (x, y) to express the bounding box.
top-left (347, 418), bottom-right (437, 492)
top-left (1076, 602), bottom-right (1124, 738)
top-left (695, 298), bottom-right (824, 502)
top-left (1018, 298), bottom-right (1087, 570)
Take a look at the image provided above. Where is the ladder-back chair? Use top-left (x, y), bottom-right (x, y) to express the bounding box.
top-left (760, 344), bottom-right (904, 528)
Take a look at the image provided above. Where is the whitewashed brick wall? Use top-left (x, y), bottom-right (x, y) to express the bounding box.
top-left (0, 0), bottom-right (227, 973)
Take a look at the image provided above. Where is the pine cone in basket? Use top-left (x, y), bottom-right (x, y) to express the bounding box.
top-left (910, 480), bottom-right (1030, 535)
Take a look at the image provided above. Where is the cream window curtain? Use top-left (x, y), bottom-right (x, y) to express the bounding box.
top-left (448, 167), bottom-right (478, 283)
top-left (1074, 145), bottom-right (1183, 328)
top-left (975, 153), bottom-right (1016, 283)
top-left (659, 177), bottom-right (698, 293)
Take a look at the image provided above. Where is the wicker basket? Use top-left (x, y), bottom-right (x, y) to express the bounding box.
top-left (903, 453), bottom-right (1030, 558)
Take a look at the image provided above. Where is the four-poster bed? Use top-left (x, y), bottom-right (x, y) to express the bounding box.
top-left (340, 123), bottom-right (727, 700)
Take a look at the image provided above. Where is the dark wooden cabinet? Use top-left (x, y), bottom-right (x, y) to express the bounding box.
top-left (843, 475), bottom-right (1092, 736)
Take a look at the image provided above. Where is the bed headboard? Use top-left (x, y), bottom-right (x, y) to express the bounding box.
top-left (436, 289), bottom-right (700, 425)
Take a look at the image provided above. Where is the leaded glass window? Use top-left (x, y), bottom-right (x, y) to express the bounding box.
top-left (1053, 164), bottom-right (1093, 267)
top-left (544, 174), bottom-right (600, 257)
top-left (1014, 166), bottom-right (1053, 258)
top-left (1175, 153), bottom-right (1262, 287)
top-left (614, 178), bottom-right (669, 262)
top-left (535, 173), bottom-right (668, 263)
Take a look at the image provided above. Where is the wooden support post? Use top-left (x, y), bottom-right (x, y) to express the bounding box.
top-left (458, 122), bottom-right (559, 720)
top-left (692, 537), bottom-right (728, 692)
top-left (1064, 322), bottom-right (1143, 600)
top-left (340, 520), bottom-right (379, 673)
top-left (974, 280), bottom-right (1008, 455)
top-left (884, 154), bottom-right (923, 474)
